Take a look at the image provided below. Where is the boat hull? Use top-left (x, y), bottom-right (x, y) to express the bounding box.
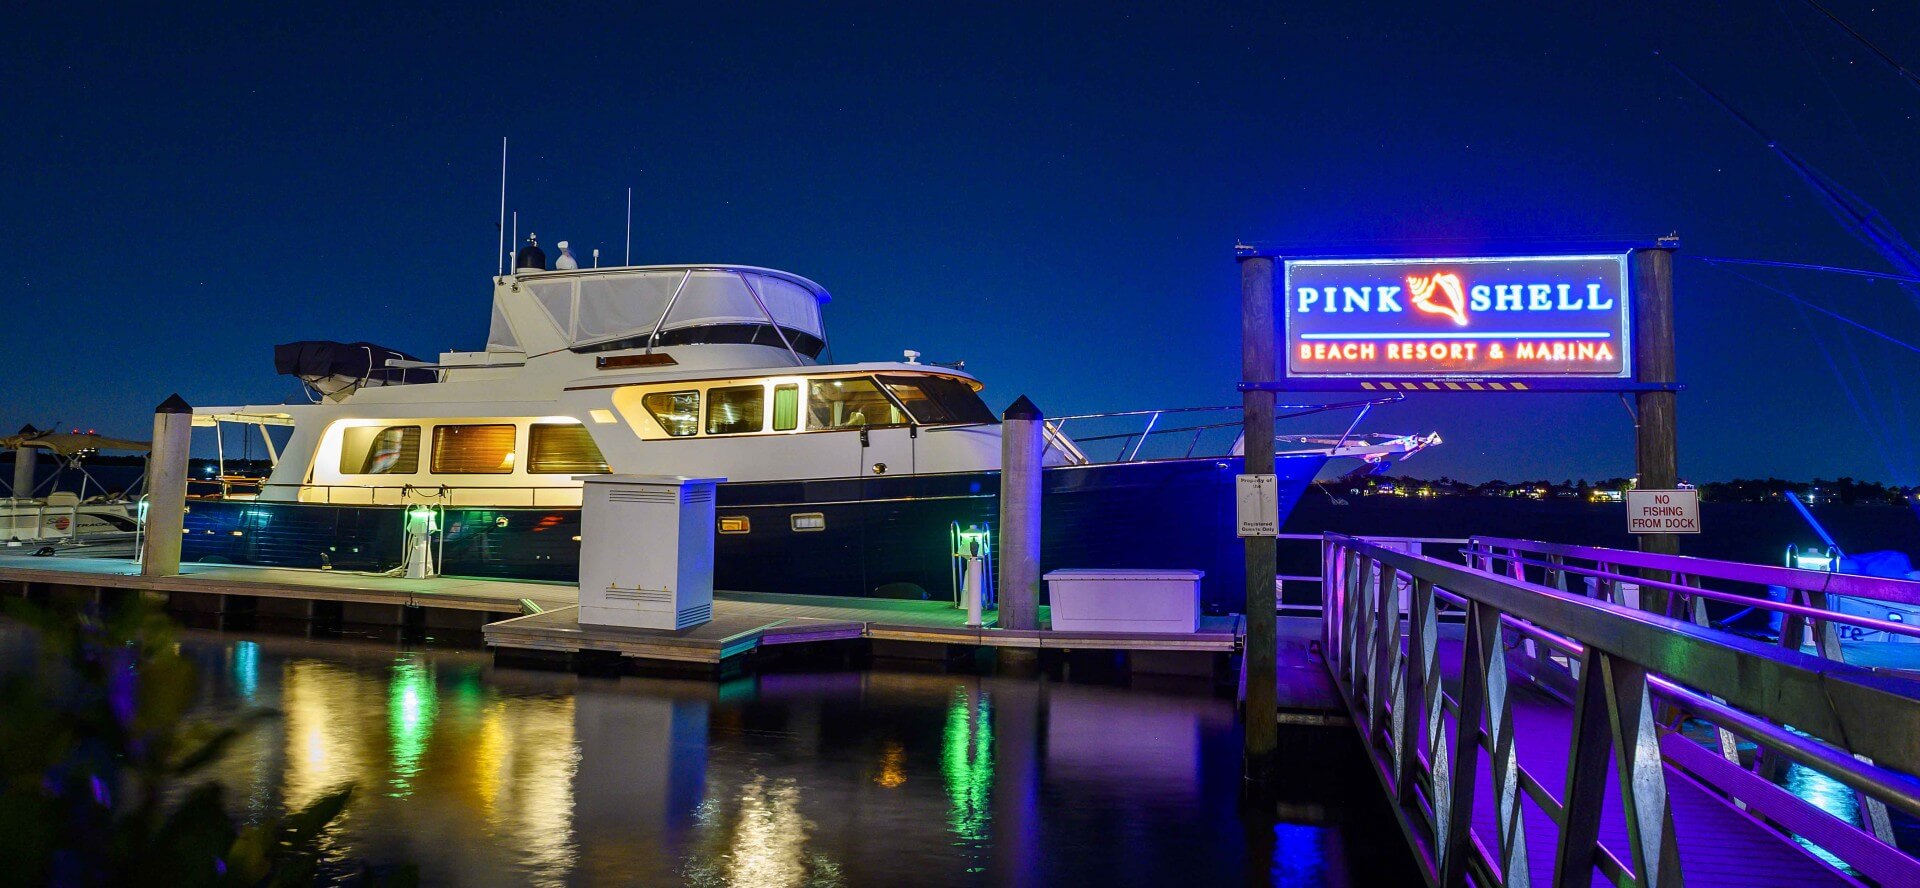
top-left (180, 455), bottom-right (1324, 614)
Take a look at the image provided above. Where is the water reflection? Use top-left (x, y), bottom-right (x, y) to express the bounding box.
top-left (116, 632), bottom-right (1420, 885)
top-left (942, 686), bottom-right (992, 847)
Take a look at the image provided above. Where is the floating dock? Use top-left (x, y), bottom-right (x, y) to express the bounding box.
top-left (0, 554), bottom-right (1241, 673)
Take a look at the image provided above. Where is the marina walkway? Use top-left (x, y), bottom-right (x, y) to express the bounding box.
top-left (1436, 640), bottom-right (1848, 886)
top-left (1321, 534), bottom-right (1920, 887)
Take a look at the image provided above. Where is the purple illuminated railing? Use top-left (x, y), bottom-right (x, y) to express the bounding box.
top-left (1323, 533), bottom-right (1920, 888)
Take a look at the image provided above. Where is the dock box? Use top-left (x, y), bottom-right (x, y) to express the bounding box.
top-left (578, 475), bottom-right (721, 631)
top-left (1044, 569), bottom-right (1205, 634)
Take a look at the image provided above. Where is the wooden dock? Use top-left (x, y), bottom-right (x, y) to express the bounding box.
top-left (485, 591), bottom-right (1242, 666)
top-left (0, 554), bottom-right (1242, 670)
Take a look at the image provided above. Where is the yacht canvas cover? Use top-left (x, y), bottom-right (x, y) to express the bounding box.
top-left (273, 341), bottom-right (437, 386)
top-left (515, 268), bottom-right (828, 349)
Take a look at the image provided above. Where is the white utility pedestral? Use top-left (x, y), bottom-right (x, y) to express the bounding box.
top-left (578, 475), bottom-right (721, 631)
top-left (1043, 569), bottom-right (1205, 634)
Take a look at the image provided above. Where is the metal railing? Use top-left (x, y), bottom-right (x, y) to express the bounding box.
top-left (1324, 533), bottom-right (1920, 887)
top-left (1274, 533), bottom-right (1468, 614)
top-left (1040, 395), bottom-right (1410, 465)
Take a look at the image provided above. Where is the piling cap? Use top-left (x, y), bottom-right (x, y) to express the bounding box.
top-left (1002, 395), bottom-right (1043, 421)
top-left (155, 393), bottom-right (193, 415)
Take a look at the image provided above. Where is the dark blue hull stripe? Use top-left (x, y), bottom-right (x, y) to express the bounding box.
top-left (181, 456), bottom-right (1324, 614)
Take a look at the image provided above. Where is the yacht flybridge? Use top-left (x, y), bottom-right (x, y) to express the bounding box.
top-left (182, 258), bottom-right (1436, 611)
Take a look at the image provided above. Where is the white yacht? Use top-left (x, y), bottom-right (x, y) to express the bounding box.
top-left (183, 256), bottom-right (1434, 609)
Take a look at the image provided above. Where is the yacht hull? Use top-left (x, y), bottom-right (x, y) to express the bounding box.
top-left (179, 455), bottom-right (1324, 614)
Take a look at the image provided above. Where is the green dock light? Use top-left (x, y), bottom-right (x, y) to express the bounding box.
top-left (404, 505), bottom-right (442, 579)
top-left (952, 523), bottom-right (992, 626)
top-left (955, 524), bottom-right (991, 559)
top-left (406, 505), bottom-right (440, 536)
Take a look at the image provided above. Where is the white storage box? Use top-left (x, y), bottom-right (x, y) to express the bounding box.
top-left (578, 475), bottom-right (721, 631)
top-left (1044, 569), bottom-right (1205, 634)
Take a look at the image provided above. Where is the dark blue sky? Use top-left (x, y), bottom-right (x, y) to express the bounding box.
top-left (6, 2), bottom-right (1919, 483)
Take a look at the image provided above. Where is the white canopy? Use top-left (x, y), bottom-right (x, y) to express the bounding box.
top-left (488, 265), bottom-right (829, 352)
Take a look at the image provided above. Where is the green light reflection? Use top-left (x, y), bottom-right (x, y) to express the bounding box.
top-left (388, 656), bottom-right (437, 797)
top-left (941, 687), bottom-right (993, 844)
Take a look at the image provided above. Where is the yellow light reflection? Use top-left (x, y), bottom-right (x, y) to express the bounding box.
top-left (875, 741), bottom-right (907, 789)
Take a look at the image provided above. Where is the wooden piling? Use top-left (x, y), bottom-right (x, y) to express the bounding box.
top-left (1240, 254), bottom-right (1279, 782)
top-left (140, 394), bottom-right (192, 577)
top-left (1632, 248), bottom-right (1679, 614)
top-left (997, 396), bottom-right (1044, 631)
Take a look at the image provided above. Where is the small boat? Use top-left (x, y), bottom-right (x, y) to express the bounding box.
top-left (174, 257), bottom-right (1435, 611)
top-left (1, 430), bottom-right (148, 548)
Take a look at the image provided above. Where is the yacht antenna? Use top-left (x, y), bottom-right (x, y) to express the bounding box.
top-left (625, 186), bottom-right (633, 266)
top-left (496, 138), bottom-right (507, 275)
top-left (511, 211), bottom-right (518, 271)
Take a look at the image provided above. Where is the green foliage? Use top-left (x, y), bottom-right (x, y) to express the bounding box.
top-left (0, 595), bottom-right (415, 887)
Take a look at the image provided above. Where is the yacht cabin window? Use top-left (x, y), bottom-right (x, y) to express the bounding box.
top-left (643, 391), bottom-right (701, 437)
top-left (877, 375), bottom-right (997, 425)
top-left (339, 425), bottom-right (420, 475)
top-left (772, 384), bottom-right (799, 431)
top-left (706, 385), bottom-right (766, 435)
top-left (808, 377), bottom-right (907, 429)
top-left (432, 424), bottom-right (517, 474)
top-left (528, 423), bottom-right (610, 474)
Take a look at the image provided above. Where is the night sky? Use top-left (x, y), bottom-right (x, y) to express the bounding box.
top-left (6, 3), bottom-right (1919, 484)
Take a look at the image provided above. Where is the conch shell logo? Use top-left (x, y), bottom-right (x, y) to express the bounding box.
top-left (1406, 273), bottom-right (1469, 326)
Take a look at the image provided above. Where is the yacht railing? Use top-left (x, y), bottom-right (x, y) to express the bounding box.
top-left (1041, 395), bottom-right (1418, 466)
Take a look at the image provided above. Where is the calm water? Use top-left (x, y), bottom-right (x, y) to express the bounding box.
top-left (21, 629), bottom-right (1417, 887)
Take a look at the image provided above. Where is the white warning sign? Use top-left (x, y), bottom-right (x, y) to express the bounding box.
top-left (1626, 489), bottom-right (1700, 534)
top-left (1236, 474), bottom-right (1279, 537)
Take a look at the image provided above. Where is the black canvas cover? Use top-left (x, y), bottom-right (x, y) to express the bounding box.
top-left (273, 341), bottom-right (437, 385)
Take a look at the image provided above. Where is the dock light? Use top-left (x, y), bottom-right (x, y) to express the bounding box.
top-left (952, 524), bottom-right (992, 627)
top-left (954, 525), bottom-right (991, 559)
top-left (405, 506), bottom-right (441, 579)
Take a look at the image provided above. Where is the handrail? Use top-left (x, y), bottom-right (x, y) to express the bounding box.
top-left (1323, 533), bottom-right (1920, 887)
top-left (1472, 535), bottom-right (1920, 604)
top-left (1342, 535), bottom-right (1920, 771)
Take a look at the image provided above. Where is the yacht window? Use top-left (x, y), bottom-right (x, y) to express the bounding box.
top-left (878, 375), bottom-right (997, 425)
top-left (807, 377), bottom-right (907, 429)
top-left (528, 423), bottom-right (610, 474)
top-left (772, 384), bottom-right (799, 431)
top-left (431, 424), bottom-right (517, 474)
top-left (706, 385), bottom-right (765, 435)
top-left (642, 391), bottom-right (700, 437)
top-left (339, 425), bottom-right (420, 475)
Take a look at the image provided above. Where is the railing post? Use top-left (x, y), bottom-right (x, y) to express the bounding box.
top-left (1605, 654), bottom-right (1682, 888)
top-left (1395, 577), bottom-right (1434, 809)
top-left (1369, 564), bottom-right (1398, 747)
top-left (1472, 601), bottom-right (1530, 885)
top-left (1357, 560), bottom-right (1383, 731)
top-left (1440, 599), bottom-right (1489, 888)
top-left (1556, 648), bottom-right (1610, 886)
top-left (1347, 555), bottom-right (1374, 694)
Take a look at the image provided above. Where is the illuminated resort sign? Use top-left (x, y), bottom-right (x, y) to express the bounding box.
top-left (1283, 253), bottom-right (1633, 391)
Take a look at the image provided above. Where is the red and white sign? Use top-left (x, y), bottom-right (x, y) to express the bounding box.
top-left (1626, 489), bottom-right (1699, 534)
